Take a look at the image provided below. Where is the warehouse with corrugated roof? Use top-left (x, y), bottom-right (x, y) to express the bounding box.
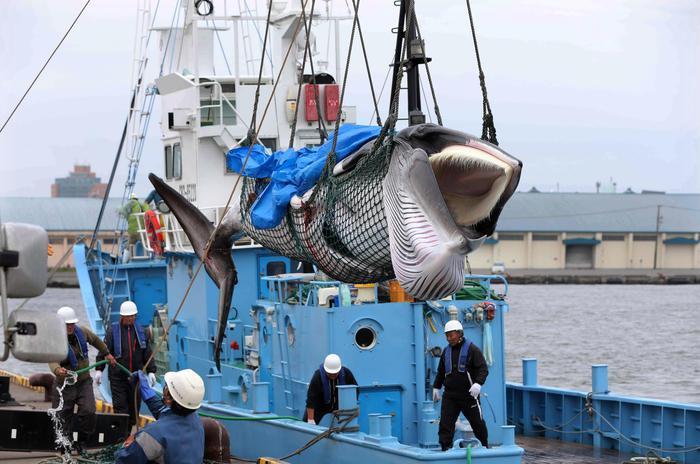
top-left (1, 193), bottom-right (699, 270)
top-left (468, 192), bottom-right (700, 270)
top-left (0, 198), bottom-right (123, 267)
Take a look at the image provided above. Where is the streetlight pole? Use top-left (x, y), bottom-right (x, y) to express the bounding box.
top-left (653, 205), bottom-right (662, 270)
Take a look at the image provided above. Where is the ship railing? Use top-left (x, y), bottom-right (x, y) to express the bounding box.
top-left (197, 80), bottom-right (248, 130)
top-left (132, 206), bottom-right (261, 255)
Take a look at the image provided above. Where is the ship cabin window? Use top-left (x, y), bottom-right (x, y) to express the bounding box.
top-left (200, 81), bottom-right (236, 126)
top-left (165, 143), bottom-right (182, 180)
top-left (173, 143), bottom-right (182, 178)
top-left (266, 260), bottom-right (287, 276)
top-left (260, 138), bottom-right (277, 152)
top-left (164, 146), bottom-right (172, 178)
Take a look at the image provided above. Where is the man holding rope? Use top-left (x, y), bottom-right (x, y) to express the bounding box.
top-left (49, 306), bottom-right (116, 453)
top-left (115, 369), bottom-right (205, 463)
top-left (96, 301), bottom-right (157, 430)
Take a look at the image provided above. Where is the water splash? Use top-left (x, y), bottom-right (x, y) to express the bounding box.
top-left (47, 371), bottom-right (78, 463)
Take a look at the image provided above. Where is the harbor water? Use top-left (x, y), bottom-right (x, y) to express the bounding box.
top-left (4, 285), bottom-right (699, 404)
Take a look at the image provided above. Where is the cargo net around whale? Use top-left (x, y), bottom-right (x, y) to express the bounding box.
top-left (240, 137), bottom-right (396, 284)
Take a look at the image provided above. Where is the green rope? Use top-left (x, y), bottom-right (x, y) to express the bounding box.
top-left (198, 411), bottom-right (302, 422)
top-left (73, 359), bottom-right (132, 376)
top-left (467, 443), bottom-right (472, 463)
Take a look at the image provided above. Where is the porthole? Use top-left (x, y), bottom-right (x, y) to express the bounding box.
top-left (354, 326), bottom-right (377, 350)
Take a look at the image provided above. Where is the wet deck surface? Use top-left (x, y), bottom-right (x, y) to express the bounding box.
top-left (2, 380), bottom-right (643, 463)
top-left (518, 435), bottom-right (634, 463)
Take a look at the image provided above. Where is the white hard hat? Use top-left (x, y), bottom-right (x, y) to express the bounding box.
top-left (57, 306), bottom-right (79, 324)
top-left (444, 320), bottom-right (463, 333)
top-left (323, 354), bottom-right (342, 374)
top-left (164, 369), bottom-right (205, 409)
top-left (130, 192), bottom-right (137, 199)
top-left (120, 301), bottom-right (138, 316)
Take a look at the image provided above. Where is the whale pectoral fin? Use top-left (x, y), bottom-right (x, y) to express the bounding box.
top-left (149, 173), bottom-right (240, 371)
top-left (214, 272), bottom-right (237, 370)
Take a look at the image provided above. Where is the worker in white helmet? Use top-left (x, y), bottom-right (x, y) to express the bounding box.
top-left (433, 320), bottom-right (489, 450)
top-left (114, 369), bottom-right (205, 463)
top-left (49, 306), bottom-right (116, 453)
top-left (96, 300), bottom-right (157, 429)
top-left (304, 353), bottom-right (358, 425)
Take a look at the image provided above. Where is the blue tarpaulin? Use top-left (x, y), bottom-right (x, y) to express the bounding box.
top-left (226, 124), bottom-right (381, 229)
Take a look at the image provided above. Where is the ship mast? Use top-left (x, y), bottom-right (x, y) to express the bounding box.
top-left (388, 0), bottom-right (427, 126)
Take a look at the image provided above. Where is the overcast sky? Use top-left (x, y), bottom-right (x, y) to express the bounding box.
top-left (1, 0), bottom-right (698, 197)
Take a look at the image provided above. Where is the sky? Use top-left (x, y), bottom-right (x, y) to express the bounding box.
top-left (1, 0), bottom-right (699, 197)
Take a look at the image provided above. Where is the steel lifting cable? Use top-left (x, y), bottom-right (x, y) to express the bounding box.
top-left (350, 0), bottom-right (382, 127)
top-left (315, 0), bottom-right (364, 179)
top-left (411, 9), bottom-right (443, 126)
top-left (288, 0), bottom-right (318, 148)
top-left (0, 0), bottom-right (92, 135)
top-left (143, 0), bottom-right (313, 379)
top-left (300, 2), bottom-right (330, 144)
top-left (465, 0), bottom-right (498, 146)
top-left (248, 0), bottom-right (274, 138)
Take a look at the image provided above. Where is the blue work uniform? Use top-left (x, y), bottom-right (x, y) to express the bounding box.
top-left (114, 395), bottom-right (204, 464)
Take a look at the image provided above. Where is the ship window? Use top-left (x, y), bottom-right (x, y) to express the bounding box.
top-left (260, 138), bottom-right (277, 152)
top-left (165, 146), bottom-right (173, 179)
top-left (354, 326), bottom-right (377, 350)
top-left (173, 144), bottom-right (182, 179)
top-left (266, 261), bottom-right (286, 276)
top-left (633, 234), bottom-right (657, 242)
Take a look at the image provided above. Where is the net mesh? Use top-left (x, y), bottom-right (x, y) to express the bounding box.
top-left (241, 136), bottom-right (396, 284)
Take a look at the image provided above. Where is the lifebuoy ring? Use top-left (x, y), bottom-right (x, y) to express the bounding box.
top-left (144, 210), bottom-right (164, 255)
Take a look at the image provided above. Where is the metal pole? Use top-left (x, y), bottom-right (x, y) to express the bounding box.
top-left (653, 205), bottom-right (661, 270)
top-left (0, 225), bottom-right (10, 361)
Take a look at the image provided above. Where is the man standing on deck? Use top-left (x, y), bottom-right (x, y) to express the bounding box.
top-left (118, 193), bottom-right (150, 246)
top-left (115, 369), bottom-right (205, 463)
top-left (49, 306), bottom-right (116, 452)
top-left (433, 320), bottom-right (489, 450)
top-left (304, 353), bottom-right (358, 425)
top-left (96, 301), bottom-right (157, 429)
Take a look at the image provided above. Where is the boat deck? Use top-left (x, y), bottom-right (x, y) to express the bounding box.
top-left (1, 377), bottom-right (638, 464)
top-left (517, 435), bottom-right (633, 463)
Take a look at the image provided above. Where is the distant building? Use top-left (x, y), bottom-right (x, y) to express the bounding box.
top-left (1, 193), bottom-right (699, 271)
top-left (51, 164), bottom-right (108, 198)
top-left (469, 193), bottom-right (700, 270)
top-left (0, 197), bottom-right (122, 268)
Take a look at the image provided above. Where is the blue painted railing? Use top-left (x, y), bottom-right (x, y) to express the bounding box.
top-left (507, 359), bottom-right (700, 463)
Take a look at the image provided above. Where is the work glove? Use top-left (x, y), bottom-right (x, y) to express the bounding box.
top-left (307, 418), bottom-right (315, 425)
top-left (432, 388), bottom-right (441, 402)
top-left (95, 371), bottom-right (102, 385)
top-left (147, 373), bottom-right (157, 387)
top-left (132, 371), bottom-right (156, 401)
top-left (469, 383), bottom-right (481, 399)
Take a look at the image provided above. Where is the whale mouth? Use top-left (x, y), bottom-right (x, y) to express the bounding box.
top-left (430, 143), bottom-right (518, 233)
